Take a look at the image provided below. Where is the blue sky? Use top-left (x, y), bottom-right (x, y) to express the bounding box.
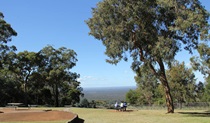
top-left (1, 0), bottom-right (209, 88)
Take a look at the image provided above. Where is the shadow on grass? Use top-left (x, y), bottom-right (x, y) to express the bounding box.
top-left (178, 111), bottom-right (210, 117)
top-left (124, 110), bottom-right (134, 112)
top-left (111, 109), bottom-right (134, 113)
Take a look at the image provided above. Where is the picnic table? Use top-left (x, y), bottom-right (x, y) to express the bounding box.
top-left (7, 103), bottom-right (30, 110)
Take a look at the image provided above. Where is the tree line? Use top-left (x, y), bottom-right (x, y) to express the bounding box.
top-left (0, 12), bottom-right (83, 107)
top-left (126, 60), bottom-right (210, 108)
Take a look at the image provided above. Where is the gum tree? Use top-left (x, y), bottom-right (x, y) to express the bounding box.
top-left (86, 0), bottom-right (209, 113)
top-left (38, 46), bottom-right (82, 107)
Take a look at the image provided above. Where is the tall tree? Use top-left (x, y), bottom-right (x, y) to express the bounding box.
top-left (39, 46), bottom-right (81, 107)
top-left (86, 0), bottom-right (209, 113)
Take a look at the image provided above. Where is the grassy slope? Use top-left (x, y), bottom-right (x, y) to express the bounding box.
top-left (1, 108), bottom-right (210, 123)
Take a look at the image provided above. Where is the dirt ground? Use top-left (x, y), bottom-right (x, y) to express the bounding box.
top-left (0, 108), bottom-right (76, 122)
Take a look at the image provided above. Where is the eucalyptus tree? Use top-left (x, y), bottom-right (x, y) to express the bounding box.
top-left (39, 46), bottom-right (81, 107)
top-left (86, 0), bottom-right (209, 113)
top-left (9, 51), bottom-right (40, 104)
top-left (166, 61), bottom-right (196, 109)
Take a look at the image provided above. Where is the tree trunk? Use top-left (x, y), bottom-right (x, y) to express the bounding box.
top-left (157, 58), bottom-right (174, 113)
top-left (160, 76), bottom-right (174, 113)
top-left (55, 84), bottom-right (59, 107)
top-left (147, 57), bottom-right (174, 113)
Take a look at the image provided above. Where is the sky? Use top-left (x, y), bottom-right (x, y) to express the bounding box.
top-left (1, 0), bottom-right (209, 88)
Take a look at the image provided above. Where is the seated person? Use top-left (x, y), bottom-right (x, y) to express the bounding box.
top-left (114, 102), bottom-right (119, 110)
top-left (120, 102), bottom-right (124, 111)
top-left (123, 102), bottom-right (127, 111)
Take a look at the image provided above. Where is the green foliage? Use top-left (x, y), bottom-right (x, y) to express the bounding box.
top-left (0, 12), bottom-right (82, 107)
top-left (126, 70), bottom-right (165, 106)
top-left (0, 12), bottom-right (17, 43)
top-left (203, 76), bottom-right (210, 102)
top-left (0, 73), bottom-right (24, 106)
top-left (87, 0), bottom-right (209, 65)
top-left (0, 45), bottom-right (83, 107)
top-left (195, 81), bottom-right (205, 102)
top-left (190, 43), bottom-right (210, 76)
top-left (38, 45), bottom-right (82, 107)
top-left (126, 89), bottom-right (138, 105)
top-left (80, 98), bottom-right (89, 108)
top-left (190, 38), bottom-right (210, 103)
top-left (166, 61), bottom-right (197, 108)
top-left (0, 12), bottom-right (17, 69)
top-left (134, 66), bottom-right (161, 106)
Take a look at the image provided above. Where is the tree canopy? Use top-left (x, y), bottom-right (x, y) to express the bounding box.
top-left (0, 12), bottom-right (17, 69)
top-left (0, 12), bottom-right (83, 106)
top-left (87, 0), bottom-right (210, 113)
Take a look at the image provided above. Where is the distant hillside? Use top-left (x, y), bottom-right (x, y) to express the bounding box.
top-left (82, 86), bottom-right (136, 102)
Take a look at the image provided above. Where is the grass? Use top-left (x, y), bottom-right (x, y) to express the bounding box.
top-left (1, 107), bottom-right (210, 123)
top-left (0, 121), bottom-right (67, 123)
top-left (70, 108), bottom-right (210, 123)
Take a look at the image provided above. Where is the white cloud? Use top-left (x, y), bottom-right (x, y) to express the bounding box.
top-left (77, 75), bottom-right (106, 82)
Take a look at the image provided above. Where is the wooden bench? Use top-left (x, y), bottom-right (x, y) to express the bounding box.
top-left (7, 103), bottom-right (30, 110)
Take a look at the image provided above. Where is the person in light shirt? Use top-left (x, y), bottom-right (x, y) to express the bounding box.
top-left (114, 102), bottom-right (119, 111)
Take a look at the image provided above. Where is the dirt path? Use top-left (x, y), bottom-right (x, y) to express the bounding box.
top-left (0, 108), bottom-right (76, 122)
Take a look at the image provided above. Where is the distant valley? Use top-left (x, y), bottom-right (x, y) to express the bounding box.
top-left (82, 86), bottom-right (136, 102)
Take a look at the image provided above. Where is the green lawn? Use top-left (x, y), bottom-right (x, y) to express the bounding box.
top-left (1, 121), bottom-right (67, 123)
top-left (1, 107), bottom-right (210, 123)
top-left (70, 108), bottom-right (210, 123)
